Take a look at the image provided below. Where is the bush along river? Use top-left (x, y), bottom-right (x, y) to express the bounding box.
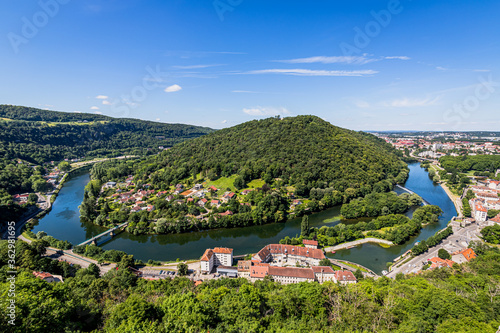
top-left (32, 163), bottom-right (456, 273)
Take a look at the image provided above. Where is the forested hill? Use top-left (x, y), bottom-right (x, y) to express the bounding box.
top-left (136, 115), bottom-right (407, 196)
top-left (0, 105), bottom-right (214, 164)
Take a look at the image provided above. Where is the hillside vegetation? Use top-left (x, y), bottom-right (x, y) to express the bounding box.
top-left (0, 105), bottom-right (213, 164)
top-left (1, 239), bottom-right (499, 332)
top-left (135, 115), bottom-right (408, 197)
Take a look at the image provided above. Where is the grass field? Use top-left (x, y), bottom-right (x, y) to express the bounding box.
top-left (245, 179), bottom-right (265, 189)
top-left (204, 175), bottom-right (238, 192)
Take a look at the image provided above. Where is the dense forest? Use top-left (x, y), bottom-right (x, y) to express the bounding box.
top-left (440, 155), bottom-right (500, 174)
top-left (1, 239), bottom-right (499, 332)
top-left (134, 115), bottom-right (408, 198)
top-left (0, 105), bottom-right (213, 164)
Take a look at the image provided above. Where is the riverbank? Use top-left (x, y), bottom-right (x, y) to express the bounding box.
top-left (324, 238), bottom-right (394, 252)
top-left (438, 181), bottom-right (462, 218)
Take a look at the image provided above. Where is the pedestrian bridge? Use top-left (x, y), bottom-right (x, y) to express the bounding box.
top-left (395, 184), bottom-right (431, 206)
top-left (77, 221), bottom-right (129, 247)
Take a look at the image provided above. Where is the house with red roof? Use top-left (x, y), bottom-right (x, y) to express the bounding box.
top-left (451, 248), bottom-right (476, 264)
top-left (252, 244), bottom-right (326, 266)
top-left (303, 239), bottom-right (318, 249)
top-left (333, 270), bottom-right (357, 285)
top-left (312, 266), bottom-right (336, 283)
top-left (200, 247), bottom-right (233, 273)
top-left (428, 257), bottom-right (454, 270)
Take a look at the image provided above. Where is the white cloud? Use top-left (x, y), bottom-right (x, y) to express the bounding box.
top-left (164, 84), bottom-right (182, 93)
top-left (221, 120), bottom-right (227, 124)
top-left (277, 55), bottom-right (410, 65)
top-left (243, 106), bottom-right (290, 116)
top-left (90, 106), bottom-right (99, 110)
top-left (278, 56), bottom-right (374, 65)
top-left (383, 56), bottom-right (410, 60)
top-left (436, 66), bottom-right (448, 71)
top-left (383, 96), bottom-right (440, 108)
top-left (96, 95), bottom-right (108, 99)
top-left (473, 69), bottom-right (491, 72)
top-left (173, 64), bottom-right (222, 69)
top-left (247, 69), bottom-right (378, 77)
top-left (94, 111), bottom-right (102, 114)
top-left (102, 100), bottom-right (112, 105)
top-left (155, 118), bottom-right (160, 121)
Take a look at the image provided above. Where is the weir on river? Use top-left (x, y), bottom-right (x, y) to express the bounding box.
top-left (32, 163), bottom-right (457, 274)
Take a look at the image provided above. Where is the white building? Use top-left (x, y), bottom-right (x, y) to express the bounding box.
top-left (471, 200), bottom-right (488, 222)
top-left (200, 249), bottom-right (214, 274)
top-left (200, 247), bottom-right (233, 274)
top-left (312, 266), bottom-right (337, 283)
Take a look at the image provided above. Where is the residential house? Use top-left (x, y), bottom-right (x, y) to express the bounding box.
top-left (428, 257), bottom-right (454, 270)
top-left (491, 214), bottom-right (500, 224)
top-left (201, 249), bottom-right (215, 273)
top-left (489, 180), bottom-right (500, 190)
top-left (200, 247), bottom-right (233, 273)
top-left (210, 200), bottom-right (221, 207)
top-left (303, 239), bottom-right (318, 249)
top-left (312, 266), bottom-right (336, 283)
top-left (241, 189), bottom-right (253, 195)
top-left (32, 271), bottom-right (63, 283)
top-left (194, 184), bottom-right (204, 190)
top-left (237, 260), bottom-right (252, 279)
top-left (222, 192), bottom-right (236, 203)
top-left (197, 198), bottom-right (208, 207)
top-left (333, 270), bottom-right (357, 285)
top-left (166, 195), bottom-right (174, 202)
top-left (451, 248), bottom-right (477, 264)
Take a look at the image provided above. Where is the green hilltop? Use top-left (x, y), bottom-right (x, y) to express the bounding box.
top-left (135, 115), bottom-right (408, 197)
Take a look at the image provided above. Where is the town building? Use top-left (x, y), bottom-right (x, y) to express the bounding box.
top-left (302, 239), bottom-right (318, 249)
top-left (268, 266), bottom-right (315, 284)
top-left (200, 247), bottom-right (233, 274)
top-left (312, 266), bottom-right (336, 283)
top-left (32, 271), bottom-right (63, 283)
top-left (333, 270), bottom-right (357, 285)
top-left (451, 248), bottom-right (477, 264)
top-left (252, 244), bottom-right (326, 266)
top-left (428, 257), bottom-right (454, 270)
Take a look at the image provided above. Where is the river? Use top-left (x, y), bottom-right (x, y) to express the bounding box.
top-left (32, 163), bottom-right (456, 273)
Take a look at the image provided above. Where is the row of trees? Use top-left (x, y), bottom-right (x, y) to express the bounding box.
top-left (411, 226), bottom-right (454, 256)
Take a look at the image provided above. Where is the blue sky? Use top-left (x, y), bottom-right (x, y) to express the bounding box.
top-left (1, 0), bottom-right (499, 131)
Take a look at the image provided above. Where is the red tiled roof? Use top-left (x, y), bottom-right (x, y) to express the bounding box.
top-left (33, 271), bottom-right (53, 279)
top-left (428, 257), bottom-right (454, 269)
top-left (453, 248), bottom-right (476, 261)
top-left (334, 270), bottom-right (357, 282)
top-left (476, 203), bottom-right (487, 212)
top-left (268, 266), bottom-right (315, 280)
top-left (250, 264), bottom-right (269, 278)
top-left (491, 214), bottom-right (500, 223)
top-left (214, 247), bottom-right (233, 254)
top-left (311, 266), bottom-right (335, 274)
top-left (201, 249), bottom-right (214, 261)
top-left (303, 239), bottom-right (318, 246)
top-left (255, 244), bottom-right (325, 261)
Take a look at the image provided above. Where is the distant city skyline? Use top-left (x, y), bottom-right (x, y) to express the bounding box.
top-left (1, 0), bottom-right (499, 131)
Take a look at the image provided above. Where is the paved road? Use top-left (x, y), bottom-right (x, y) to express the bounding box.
top-left (387, 223), bottom-right (482, 278)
